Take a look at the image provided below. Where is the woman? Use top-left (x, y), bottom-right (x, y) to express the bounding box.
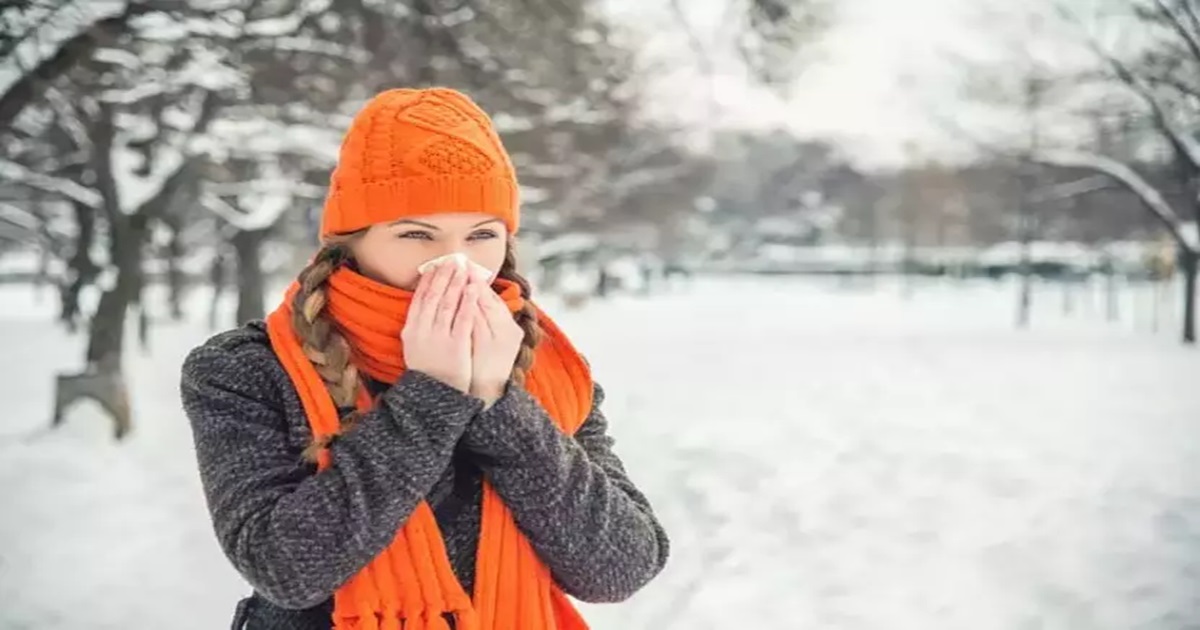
top-left (181, 87), bottom-right (669, 630)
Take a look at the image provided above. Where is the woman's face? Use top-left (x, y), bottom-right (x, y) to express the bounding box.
top-left (348, 212), bottom-right (509, 290)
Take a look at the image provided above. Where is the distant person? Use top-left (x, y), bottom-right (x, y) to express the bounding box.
top-left (180, 88), bottom-right (669, 630)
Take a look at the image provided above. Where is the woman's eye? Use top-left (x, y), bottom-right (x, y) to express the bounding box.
top-left (398, 231), bottom-right (433, 240)
top-left (468, 230), bottom-right (497, 241)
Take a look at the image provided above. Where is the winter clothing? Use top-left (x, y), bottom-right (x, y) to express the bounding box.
top-left (319, 88), bottom-right (520, 237)
top-left (182, 322), bottom-right (668, 629)
top-left (182, 86), bottom-right (667, 630)
top-left (266, 264), bottom-right (602, 630)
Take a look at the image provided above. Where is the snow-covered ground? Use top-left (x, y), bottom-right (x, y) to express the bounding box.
top-left (2, 275), bottom-right (1198, 629)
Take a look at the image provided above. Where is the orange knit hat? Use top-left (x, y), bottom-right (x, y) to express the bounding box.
top-left (320, 87), bottom-right (520, 236)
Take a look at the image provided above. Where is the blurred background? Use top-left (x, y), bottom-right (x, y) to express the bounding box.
top-left (2, 0), bottom-right (1200, 628)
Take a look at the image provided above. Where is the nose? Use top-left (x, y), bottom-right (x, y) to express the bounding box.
top-left (433, 241), bottom-right (466, 258)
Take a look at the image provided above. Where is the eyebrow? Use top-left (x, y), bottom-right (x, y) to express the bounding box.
top-left (389, 218), bottom-right (503, 229)
top-left (390, 219), bottom-right (440, 229)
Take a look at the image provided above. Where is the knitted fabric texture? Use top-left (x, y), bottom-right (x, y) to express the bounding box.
top-left (320, 88), bottom-right (521, 237)
top-left (265, 267), bottom-right (594, 630)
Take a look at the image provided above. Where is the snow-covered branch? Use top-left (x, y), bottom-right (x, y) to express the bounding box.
top-left (1036, 149), bottom-right (1196, 251)
top-left (204, 179), bottom-right (325, 199)
top-left (199, 155), bottom-right (324, 232)
top-left (0, 158), bottom-right (101, 208)
top-left (199, 183), bottom-right (307, 232)
top-left (0, 1), bottom-right (125, 98)
top-left (113, 90), bottom-right (220, 215)
top-left (1028, 175), bottom-right (1113, 204)
top-left (0, 201), bottom-right (41, 232)
top-left (243, 36), bottom-right (368, 63)
top-left (1083, 27), bottom-right (1200, 170)
top-left (242, 0), bottom-right (332, 38)
top-left (1119, 70), bottom-right (1200, 169)
top-left (44, 86), bottom-right (89, 150)
top-left (197, 117), bottom-right (341, 164)
top-left (0, 0), bottom-right (131, 128)
top-left (608, 163), bottom-right (694, 201)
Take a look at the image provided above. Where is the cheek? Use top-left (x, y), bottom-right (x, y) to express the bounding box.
top-left (471, 238), bottom-right (508, 272)
top-left (380, 263), bottom-right (422, 291)
top-left (355, 241), bottom-right (425, 290)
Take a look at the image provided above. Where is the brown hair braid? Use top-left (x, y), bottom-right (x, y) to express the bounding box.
top-left (496, 237), bottom-right (542, 388)
top-left (292, 232), bottom-right (364, 463)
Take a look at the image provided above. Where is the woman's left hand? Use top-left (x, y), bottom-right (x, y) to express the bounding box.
top-left (469, 276), bottom-right (524, 406)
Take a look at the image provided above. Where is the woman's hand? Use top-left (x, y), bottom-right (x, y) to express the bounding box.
top-left (402, 261), bottom-right (476, 392)
top-left (469, 275), bottom-right (525, 406)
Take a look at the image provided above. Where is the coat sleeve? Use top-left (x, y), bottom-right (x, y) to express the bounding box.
top-left (460, 381), bottom-right (670, 602)
top-left (181, 336), bottom-right (483, 609)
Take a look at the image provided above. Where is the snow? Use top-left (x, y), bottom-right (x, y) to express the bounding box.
top-left (112, 139), bottom-right (185, 215)
top-left (0, 159), bottom-right (102, 209)
top-left (0, 203), bottom-right (40, 232)
top-left (200, 163), bottom-right (324, 232)
top-left (534, 232), bottom-right (601, 261)
top-left (0, 0), bottom-right (126, 101)
top-left (519, 185), bottom-right (551, 205)
top-left (92, 47), bottom-right (142, 70)
top-left (200, 187), bottom-right (295, 233)
top-left (1, 275), bottom-right (1199, 629)
top-left (247, 37), bottom-right (368, 63)
top-left (202, 117), bottom-right (342, 163)
top-left (976, 241), bottom-right (1104, 268)
top-left (243, 0), bottom-right (333, 38)
top-left (101, 80), bottom-right (166, 106)
top-left (128, 12), bottom-right (189, 42)
top-left (169, 46), bottom-right (243, 93)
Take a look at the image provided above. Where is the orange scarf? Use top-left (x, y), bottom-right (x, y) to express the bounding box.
top-left (265, 267), bottom-right (594, 630)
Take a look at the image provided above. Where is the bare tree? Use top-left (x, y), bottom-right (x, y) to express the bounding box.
top-left (1032, 0), bottom-right (1200, 343)
top-left (949, 0), bottom-right (1199, 342)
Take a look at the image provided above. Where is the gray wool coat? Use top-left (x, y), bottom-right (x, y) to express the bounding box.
top-left (180, 321), bottom-right (669, 629)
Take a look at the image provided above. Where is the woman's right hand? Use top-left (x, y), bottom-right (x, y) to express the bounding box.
top-left (402, 261), bottom-right (476, 392)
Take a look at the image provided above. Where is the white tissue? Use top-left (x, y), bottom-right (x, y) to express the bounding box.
top-left (417, 252), bottom-right (494, 282)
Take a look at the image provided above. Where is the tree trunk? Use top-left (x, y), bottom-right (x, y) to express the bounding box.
top-left (85, 228), bottom-right (142, 369)
top-left (1016, 211), bottom-right (1033, 328)
top-left (59, 200), bottom-right (99, 332)
top-left (165, 221), bottom-right (186, 321)
top-left (1105, 262), bottom-right (1119, 322)
top-left (53, 92), bottom-right (214, 439)
top-left (1181, 248), bottom-right (1196, 344)
top-left (35, 245), bottom-right (51, 294)
top-left (902, 211), bottom-right (916, 299)
top-left (1016, 165), bottom-right (1038, 329)
top-left (233, 228), bottom-right (268, 324)
top-left (208, 252), bottom-right (228, 331)
top-left (1061, 279), bottom-right (1075, 316)
top-left (64, 237), bottom-right (139, 440)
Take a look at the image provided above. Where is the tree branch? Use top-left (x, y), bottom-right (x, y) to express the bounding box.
top-left (129, 89), bottom-right (222, 220)
top-left (1181, 0), bottom-right (1200, 38)
top-left (668, 0), bottom-right (716, 78)
top-left (0, 158), bottom-right (101, 208)
top-left (1142, 70), bottom-right (1200, 101)
top-left (1151, 0), bottom-right (1200, 65)
top-left (1094, 40), bottom-right (1200, 171)
top-left (1036, 149), bottom-right (1194, 252)
top-left (0, 3), bottom-right (145, 130)
top-left (1028, 175), bottom-right (1114, 204)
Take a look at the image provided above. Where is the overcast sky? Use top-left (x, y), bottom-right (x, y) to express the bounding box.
top-left (601, 0), bottom-right (1074, 170)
